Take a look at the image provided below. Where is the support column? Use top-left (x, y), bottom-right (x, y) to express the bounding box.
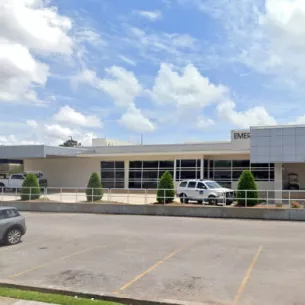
top-left (201, 156), bottom-right (204, 179)
top-left (124, 160), bottom-right (129, 189)
top-left (274, 163), bottom-right (283, 203)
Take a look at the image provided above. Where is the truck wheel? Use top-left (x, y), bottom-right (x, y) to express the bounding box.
top-left (0, 183), bottom-right (6, 192)
top-left (180, 194), bottom-right (189, 204)
top-left (197, 200), bottom-right (203, 204)
top-left (208, 195), bottom-right (218, 205)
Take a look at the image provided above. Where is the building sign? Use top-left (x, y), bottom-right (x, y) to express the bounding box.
top-left (231, 129), bottom-right (251, 149)
top-left (234, 132), bottom-right (251, 140)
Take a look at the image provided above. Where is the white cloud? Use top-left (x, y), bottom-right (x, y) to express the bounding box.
top-left (119, 55), bottom-right (136, 66)
top-left (197, 117), bottom-right (215, 128)
top-left (134, 10), bottom-right (162, 21)
top-left (217, 100), bottom-right (277, 128)
top-left (53, 105), bottom-right (102, 128)
top-left (0, 0), bottom-right (73, 104)
top-left (26, 119), bottom-right (38, 128)
top-left (119, 105), bottom-right (155, 133)
top-left (75, 66), bottom-right (142, 107)
top-left (150, 63), bottom-right (228, 107)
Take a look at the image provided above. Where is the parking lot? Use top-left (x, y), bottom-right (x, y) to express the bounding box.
top-left (1, 213), bottom-right (305, 305)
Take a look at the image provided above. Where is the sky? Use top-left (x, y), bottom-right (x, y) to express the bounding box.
top-left (1, 0), bottom-right (305, 146)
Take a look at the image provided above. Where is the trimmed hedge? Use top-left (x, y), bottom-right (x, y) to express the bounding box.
top-left (21, 173), bottom-right (40, 201)
top-left (237, 170), bottom-right (259, 206)
top-left (86, 172), bottom-right (103, 202)
top-left (157, 171), bottom-right (175, 204)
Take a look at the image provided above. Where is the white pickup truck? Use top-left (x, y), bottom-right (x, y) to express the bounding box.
top-left (0, 172), bottom-right (48, 191)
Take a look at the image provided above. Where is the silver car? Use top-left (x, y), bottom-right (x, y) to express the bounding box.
top-left (0, 207), bottom-right (26, 245)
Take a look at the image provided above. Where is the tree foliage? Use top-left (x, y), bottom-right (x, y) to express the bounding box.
top-left (157, 171), bottom-right (175, 204)
top-left (21, 173), bottom-right (40, 201)
top-left (237, 170), bottom-right (259, 206)
top-left (86, 172), bottom-right (103, 202)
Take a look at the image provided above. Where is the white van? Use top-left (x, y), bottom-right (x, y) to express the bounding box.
top-left (176, 179), bottom-right (234, 205)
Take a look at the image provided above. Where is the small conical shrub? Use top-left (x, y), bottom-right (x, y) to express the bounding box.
top-left (237, 170), bottom-right (259, 206)
top-left (157, 171), bottom-right (175, 204)
top-left (86, 172), bottom-right (103, 202)
top-left (21, 173), bottom-right (40, 201)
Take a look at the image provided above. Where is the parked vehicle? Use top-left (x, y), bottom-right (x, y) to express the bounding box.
top-left (0, 207), bottom-right (26, 245)
top-left (0, 172), bottom-right (48, 191)
top-left (176, 179), bottom-right (234, 205)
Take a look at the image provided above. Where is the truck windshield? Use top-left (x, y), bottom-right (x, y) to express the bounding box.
top-left (205, 181), bottom-right (222, 189)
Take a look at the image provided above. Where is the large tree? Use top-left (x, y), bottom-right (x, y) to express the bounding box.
top-left (60, 137), bottom-right (81, 147)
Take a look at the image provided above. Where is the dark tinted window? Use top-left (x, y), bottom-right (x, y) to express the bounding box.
top-left (187, 181), bottom-right (197, 188)
top-left (4, 209), bottom-right (20, 218)
top-left (143, 161), bottom-right (158, 168)
top-left (179, 181), bottom-right (187, 187)
top-left (181, 160), bottom-right (197, 167)
top-left (0, 211), bottom-right (5, 220)
top-left (130, 161), bottom-right (142, 169)
top-left (11, 175), bottom-right (24, 180)
top-left (101, 162), bottom-right (115, 169)
top-left (197, 182), bottom-right (207, 189)
top-left (159, 161), bottom-right (174, 168)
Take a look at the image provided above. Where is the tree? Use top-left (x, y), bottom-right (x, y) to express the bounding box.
top-left (21, 173), bottom-right (40, 201)
top-left (157, 171), bottom-right (175, 204)
top-left (60, 137), bottom-right (81, 147)
top-left (86, 172), bottom-right (103, 202)
top-left (237, 170), bottom-right (259, 206)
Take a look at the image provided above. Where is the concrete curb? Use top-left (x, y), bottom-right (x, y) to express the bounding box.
top-left (1, 201), bottom-right (305, 221)
top-left (0, 282), bottom-right (204, 305)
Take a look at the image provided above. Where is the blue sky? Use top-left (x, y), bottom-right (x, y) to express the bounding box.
top-left (2, 0), bottom-right (305, 145)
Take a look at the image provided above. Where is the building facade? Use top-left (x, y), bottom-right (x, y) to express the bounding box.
top-left (0, 125), bottom-right (303, 191)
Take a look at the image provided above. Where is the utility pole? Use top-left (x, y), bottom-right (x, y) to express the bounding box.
top-left (140, 134), bottom-right (143, 145)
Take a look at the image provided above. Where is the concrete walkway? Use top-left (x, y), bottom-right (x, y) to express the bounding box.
top-left (0, 297), bottom-right (55, 305)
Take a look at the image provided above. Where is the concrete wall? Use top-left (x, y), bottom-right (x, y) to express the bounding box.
top-left (24, 158), bottom-right (100, 188)
top-left (5, 201), bottom-right (305, 221)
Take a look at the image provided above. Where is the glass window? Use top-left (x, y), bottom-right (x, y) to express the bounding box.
top-left (129, 181), bottom-right (142, 188)
top-left (143, 161), bottom-right (158, 168)
top-left (115, 171), bottom-right (125, 179)
top-left (180, 171), bottom-right (197, 180)
top-left (159, 161), bottom-right (174, 168)
top-left (181, 159), bottom-right (197, 167)
top-left (101, 161), bottom-right (115, 169)
top-left (5, 209), bottom-right (20, 218)
top-left (205, 181), bottom-right (222, 189)
top-left (252, 170), bottom-right (269, 180)
top-left (130, 161), bottom-right (142, 169)
top-left (197, 182), bottom-right (207, 189)
top-left (232, 171), bottom-right (244, 180)
top-left (251, 163), bottom-right (269, 168)
top-left (270, 170), bottom-right (274, 180)
top-left (11, 174), bottom-right (24, 180)
top-left (179, 181), bottom-right (187, 187)
top-left (187, 181), bottom-right (197, 188)
top-left (214, 160), bottom-right (231, 168)
top-left (101, 171), bottom-right (115, 179)
top-left (233, 160), bottom-right (250, 168)
top-left (129, 171), bottom-right (142, 179)
top-left (214, 171), bottom-right (231, 180)
top-left (142, 181), bottom-right (157, 189)
top-left (115, 162), bottom-right (124, 169)
top-left (143, 171), bottom-right (158, 179)
top-left (0, 211), bottom-right (5, 220)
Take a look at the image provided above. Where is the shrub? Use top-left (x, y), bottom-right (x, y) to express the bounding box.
top-left (21, 173), bottom-right (40, 201)
top-left (157, 171), bottom-right (175, 204)
top-left (291, 201), bottom-right (301, 209)
top-left (86, 172), bottom-right (103, 202)
top-left (236, 170), bottom-right (259, 207)
top-left (275, 202), bottom-right (283, 208)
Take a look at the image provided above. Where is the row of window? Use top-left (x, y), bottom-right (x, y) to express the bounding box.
top-left (100, 160), bottom-right (275, 189)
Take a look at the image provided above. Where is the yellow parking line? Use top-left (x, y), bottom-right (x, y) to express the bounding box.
top-left (233, 246), bottom-right (263, 305)
top-left (8, 238), bottom-right (127, 279)
top-left (117, 247), bottom-right (185, 293)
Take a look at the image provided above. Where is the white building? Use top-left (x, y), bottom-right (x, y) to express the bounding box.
top-left (0, 125), bottom-right (303, 190)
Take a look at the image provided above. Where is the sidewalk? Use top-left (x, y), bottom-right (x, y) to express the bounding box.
top-left (0, 297), bottom-right (56, 305)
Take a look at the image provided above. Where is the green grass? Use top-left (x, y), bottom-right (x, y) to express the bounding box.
top-left (0, 287), bottom-right (122, 305)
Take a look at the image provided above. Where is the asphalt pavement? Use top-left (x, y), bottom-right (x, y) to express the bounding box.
top-left (1, 213), bottom-right (305, 305)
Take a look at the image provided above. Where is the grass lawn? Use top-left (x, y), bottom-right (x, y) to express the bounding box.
top-left (0, 287), bottom-right (122, 305)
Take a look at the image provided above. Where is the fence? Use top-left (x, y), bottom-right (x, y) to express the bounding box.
top-left (1, 187), bottom-right (305, 208)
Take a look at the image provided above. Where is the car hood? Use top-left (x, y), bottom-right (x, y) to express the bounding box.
top-left (212, 188), bottom-right (233, 192)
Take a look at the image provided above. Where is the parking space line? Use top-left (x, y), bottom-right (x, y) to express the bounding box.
top-left (116, 247), bottom-right (185, 293)
top-left (233, 246), bottom-right (263, 305)
top-left (8, 238), bottom-right (128, 279)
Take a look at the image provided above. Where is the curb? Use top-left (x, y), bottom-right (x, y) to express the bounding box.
top-left (0, 282), bottom-right (205, 305)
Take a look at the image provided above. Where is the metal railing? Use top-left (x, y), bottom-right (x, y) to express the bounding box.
top-left (1, 187), bottom-right (305, 208)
